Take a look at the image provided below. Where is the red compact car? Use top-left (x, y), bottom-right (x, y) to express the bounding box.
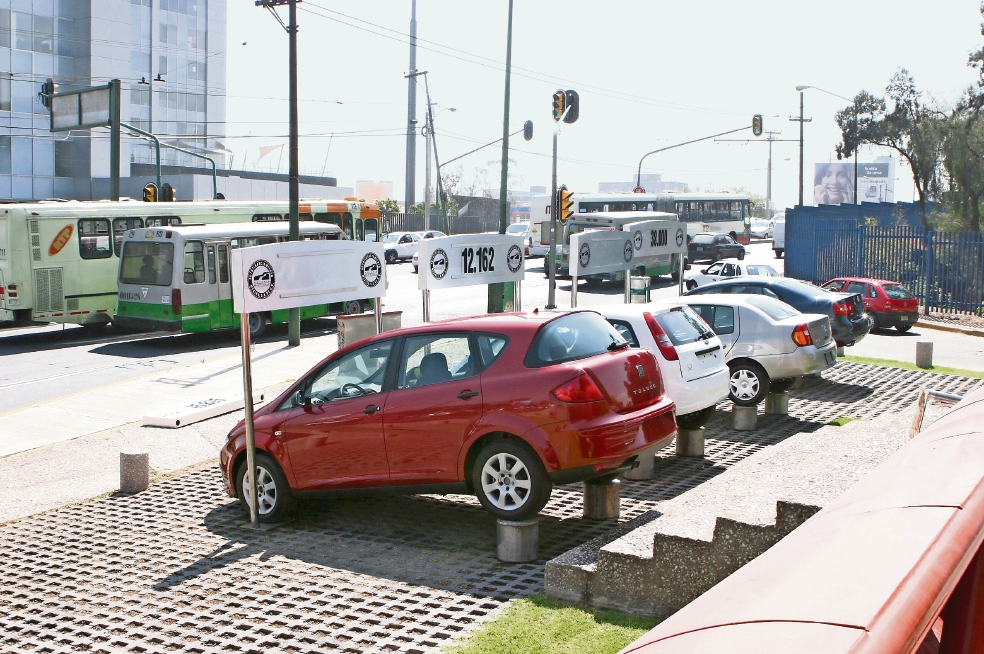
top-left (220, 310), bottom-right (677, 522)
top-left (820, 277), bottom-right (919, 332)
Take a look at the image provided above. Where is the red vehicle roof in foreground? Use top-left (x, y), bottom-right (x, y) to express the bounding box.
top-left (824, 276), bottom-right (904, 286)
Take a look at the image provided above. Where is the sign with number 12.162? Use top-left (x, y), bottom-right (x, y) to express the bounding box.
top-left (461, 246), bottom-right (495, 274)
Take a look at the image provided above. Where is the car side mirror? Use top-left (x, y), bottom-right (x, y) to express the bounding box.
top-left (685, 262), bottom-right (692, 270)
top-left (700, 268), bottom-right (709, 274)
top-left (293, 390), bottom-right (309, 407)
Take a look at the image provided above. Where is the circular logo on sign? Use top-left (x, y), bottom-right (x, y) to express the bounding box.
top-left (430, 248), bottom-right (449, 279)
top-left (633, 230), bottom-right (643, 251)
top-left (507, 244), bottom-right (523, 273)
top-left (247, 259), bottom-right (275, 300)
top-left (578, 243), bottom-right (591, 269)
top-left (623, 240), bottom-right (634, 263)
top-left (360, 252), bottom-right (382, 288)
top-left (675, 227), bottom-right (685, 248)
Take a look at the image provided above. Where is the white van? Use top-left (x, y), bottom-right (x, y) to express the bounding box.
top-left (772, 219), bottom-right (785, 258)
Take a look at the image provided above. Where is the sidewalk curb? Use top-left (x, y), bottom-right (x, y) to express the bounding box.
top-left (917, 320), bottom-right (984, 338)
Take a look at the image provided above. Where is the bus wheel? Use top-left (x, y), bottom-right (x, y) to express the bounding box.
top-left (344, 300), bottom-right (363, 314)
top-left (248, 313), bottom-right (268, 339)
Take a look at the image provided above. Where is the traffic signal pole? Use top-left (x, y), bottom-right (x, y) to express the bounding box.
top-left (546, 125), bottom-right (559, 310)
top-left (489, 0), bottom-right (514, 314)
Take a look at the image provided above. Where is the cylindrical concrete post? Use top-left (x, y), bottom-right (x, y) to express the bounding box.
top-left (916, 341), bottom-right (933, 369)
top-left (836, 346), bottom-right (845, 357)
top-left (497, 518), bottom-right (539, 563)
top-left (622, 443), bottom-right (660, 480)
top-left (583, 479), bottom-right (620, 520)
top-left (765, 392), bottom-right (789, 415)
top-left (732, 405), bottom-right (757, 431)
top-left (676, 427), bottom-right (705, 457)
top-left (120, 452), bottom-right (149, 493)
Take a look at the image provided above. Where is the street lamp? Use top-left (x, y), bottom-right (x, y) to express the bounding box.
top-left (795, 85), bottom-right (858, 206)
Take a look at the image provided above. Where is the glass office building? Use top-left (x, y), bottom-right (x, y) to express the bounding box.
top-left (0, 0), bottom-right (226, 200)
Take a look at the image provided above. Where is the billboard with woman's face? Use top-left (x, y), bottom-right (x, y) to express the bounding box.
top-left (814, 163), bottom-right (855, 205)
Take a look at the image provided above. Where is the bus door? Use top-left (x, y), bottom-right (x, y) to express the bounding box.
top-left (215, 244), bottom-right (234, 327)
top-left (205, 244), bottom-right (223, 330)
top-left (342, 212), bottom-right (354, 240)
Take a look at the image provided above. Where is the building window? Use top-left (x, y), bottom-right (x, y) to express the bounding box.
top-left (130, 88), bottom-right (150, 106)
top-left (0, 137), bottom-right (10, 175)
top-left (13, 12), bottom-right (31, 51)
top-left (159, 55), bottom-right (168, 76)
top-left (0, 10), bottom-right (10, 49)
top-left (34, 15), bottom-right (53, 54)
top-left (54, 140), bottom-right (72, 178)
top-left (130, 50), bottom-right (151, 74)
top-left (0, 73), bottom-right (10, 112)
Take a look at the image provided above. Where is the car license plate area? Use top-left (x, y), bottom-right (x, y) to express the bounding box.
top-left (901, 315), bottom-right (909, 322)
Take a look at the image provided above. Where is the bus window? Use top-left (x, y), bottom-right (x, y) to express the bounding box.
top-left (146, 216), bottom-right (181, 227)
top-left (218, 245), bottom-right (229, 283)
top-left (356, 219), bottom-right (364, 241)
top-left (363, 217), bottom-right (379, 241)
top-left (120, 241), bottom-right (174, 286)
top-left (300, 213), bottom-right (313, 222)
top-left (342, 212), bottom-right (354, 240)
top-left (314, 212), bottom-right (341, 227)
top-left (252, 213), bottom-right (283, 222)
top-left (207, 245), bottom-right (217, 284)
top-left (78, 219), bottom-right (112, 259)
top-left (113, 217), bottom-right (143, 256)
top-left (183, 241), bottom-right (205, 284)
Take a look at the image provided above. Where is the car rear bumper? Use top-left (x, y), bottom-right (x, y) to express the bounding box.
top-left (832, 315), bottom-right (871, 346)
top-left (874, 311), bottom-right (919, 327)
top-left (667, 367), bottom-right (730, 416)
top-left (112, 315), bottom-right (181, 332)
top-left (758, 341), bottom-right (838, 379)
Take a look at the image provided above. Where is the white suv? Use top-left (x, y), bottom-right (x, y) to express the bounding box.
top-left (382, 232), bottom-right (420, 263)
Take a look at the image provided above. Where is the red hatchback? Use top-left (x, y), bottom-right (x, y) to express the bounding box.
top-left (820, 277), bottom-right (919, 332)
top-left (220, 310), bottom-right (677, 522)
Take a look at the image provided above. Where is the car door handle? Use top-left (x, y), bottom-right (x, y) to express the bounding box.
top-left (363, 405), bottom-right (381, 414)
top-left (457, 390), bottom-right (479, 400)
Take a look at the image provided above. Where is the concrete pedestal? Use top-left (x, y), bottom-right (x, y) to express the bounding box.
top-left (583, 479), bottom-right (621, 520)
top-left (836, 346), bottom-right (845, 357)
top-left (765, 392), bottom-right (790, 416)
top-left (622, 443), bottom-right (661, 480)
top-left (732, 405), bottom-right (757, 431)
top-left (916, 341), bottom-right (933, 369)
top-left (676, 428), bottom-right (705, 457)
top-left (120, 452), bottom-right (149, 493)
top-left (497, 518), bottom-right (539, 563)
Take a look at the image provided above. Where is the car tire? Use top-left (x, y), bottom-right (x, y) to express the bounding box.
top-left (769, 378), bottom-right (796, 393)
top-left (670, 271), bottom-right (680, 282)
top-left (686, 279), bottom-right (698, 290)
top-left (896, 324), bottom-right (912, 333)
top-left (248, 313), bottom-right (268, 339)
top-left (385, 250), bottom-right (398, 264)
top-left (412, 266), bottom-right (418, 274)
top-left (728, 360), bottom-right (770, 406)
top-left (235, 452), bottom-right (294, 523)
top-left (343, 300), bottom-right (362, 315)
top-left (865, 310), bottom-right (879, 331)
top-left (713, 252), bottom-right (723, 262)
top-left (676, 405), bottom-right (715, 429)
top-left (737, 250), bottom-right (745, 260)
top-left (472, 439), bottom-right (552, 521)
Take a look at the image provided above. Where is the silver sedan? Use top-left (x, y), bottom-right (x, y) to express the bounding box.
top-left (674, 294), bottom-right (838, 406)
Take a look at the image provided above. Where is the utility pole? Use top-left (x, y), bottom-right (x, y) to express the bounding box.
top-left (715, 132), bottom-right (797, 220)
top-left (489, 0), bottom-right (514, 313)
top-left (404, 0), bottom-right (418, 214)
top-left (423, 101), bottom-right (432, 231)
top-left (791, 88), bottom-right (812, 207)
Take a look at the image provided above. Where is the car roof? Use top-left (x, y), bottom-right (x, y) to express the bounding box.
top-left (823, 276), bottom-right (901, 286)
top-left (599, 299), bottom-right (691, 320)
top-left (675, 293), bottom-right (788, 310)
top-left (354, 310), bottom-right (595, 345)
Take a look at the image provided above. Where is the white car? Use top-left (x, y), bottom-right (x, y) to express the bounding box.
top-left (749, 219), bottom-right (774, 239)
top-left (601, 303), bottom-right (730, 428)
top-left (676, 294), bottom-right (837, 406)
top-left (382, 231), bottom-right (421, 264)
top-left (685, 262), bottom-right (780, 290)
top-left (506, 222), bottom-right (549, 257)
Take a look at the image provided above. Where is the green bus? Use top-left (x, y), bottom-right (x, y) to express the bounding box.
top-left (115, 222), bottom-right (373, 338)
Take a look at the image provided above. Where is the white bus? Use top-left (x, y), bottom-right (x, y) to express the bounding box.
top-left (0, 198), bottom-right (381, 327)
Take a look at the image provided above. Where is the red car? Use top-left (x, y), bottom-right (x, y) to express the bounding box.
top-left (220, 310), bottom-right (677, 522)
top-left (820, 277), bottom-right (919, 332)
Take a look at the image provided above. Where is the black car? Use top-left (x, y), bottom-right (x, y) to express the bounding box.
top-left (688, 233), bottom-right (746, 262)
top-left (684, 277), bottom-right (871, 347)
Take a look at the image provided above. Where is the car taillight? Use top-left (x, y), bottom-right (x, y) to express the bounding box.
top-left (792, 323), bottom-right (813, 347)
top-left (553, 373), bottom-right (605, 403)
top-left (710, 245), bottom-right (718, 252)
top-left (7, 284), bottom-right (17, 298)
top-left (884, 301), bottom-right (892, 310)
top-left (171, 288), bottom-right (182, 315)
top-left (644, 312), bottom-right (679, 361)
top-left (833, 301), bottom-right (852, 316)
top-left (0, 285), bottom-right (4, 295)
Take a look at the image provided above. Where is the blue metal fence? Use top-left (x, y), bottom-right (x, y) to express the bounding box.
top-left (786, 203), bottom-right (984, 316)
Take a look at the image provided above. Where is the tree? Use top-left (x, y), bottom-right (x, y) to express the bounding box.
top-left (376, 198), bottom-right (400, 214)
top-left (940, 110), bottom-right (984, 232)
top-left (835, 70), bottom-right (946, 229)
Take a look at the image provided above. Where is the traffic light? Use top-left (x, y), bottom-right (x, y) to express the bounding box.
top-left (552, 90), bottom-right (565, 122)
top-left (39, 79), bottom-right (57, 109)
top-left (563, 90), bottom-right (579, 124)
top-left (523, 120), bottom-right (533, 141)
top-left (161, 182), bottom-right (175, 202)
top-left (752, 114), bottom-right (763, 137)
top-left (143, 182), bottom-right (158, 202)
top-left (557, 185), bottom-right (574, 224)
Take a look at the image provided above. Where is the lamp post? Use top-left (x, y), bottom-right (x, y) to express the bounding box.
top-left (796, 85), bottom-right (859, 206)
top-left (791, 86), bottom-right (812, 207)
top-left (489, 0), bottom-right (514, 314)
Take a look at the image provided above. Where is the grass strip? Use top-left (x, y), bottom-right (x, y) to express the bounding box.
top-left (826, 416), bottom-right (862, 427)
top-left (841, 355), bottom-right (984, 380)
top-left (445, 594), bottom-right (657, 654)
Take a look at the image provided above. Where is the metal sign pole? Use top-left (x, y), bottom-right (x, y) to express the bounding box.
top-left (422, 289), bottom-right (430, 322)
top-left (374, 297), bottom-right (383, 334)
top-left (240, 313), bottom-right (259, 528)
top-left (571, 270), bottom-right (578, 308)
top-left (624, 269), bottom-right (631, 304)
top-left (515, 280), bottom-right (522, 311)
top-left (678, 254), bottom-right (685, 296)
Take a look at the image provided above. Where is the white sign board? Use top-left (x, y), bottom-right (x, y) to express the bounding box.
top-left (231, 240), bottom-right (386, 314)
top-left (418, 234), bottom-right (526, 290)
top-left (622, 219), bottom-right (688, 266)
top-left (570, 230), bottom-right (635, 277)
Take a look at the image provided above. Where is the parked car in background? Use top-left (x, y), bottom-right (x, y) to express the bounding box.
top-left (685, 262), bottom-right (780, 290)
top-left (684, 276), bottom-right (871, 347)
top-left (220, 310), bottom-right (678, 523)
top-left (821, 277), bottom-right (919, 332)
top-left (418, 230), bottom-right (446, 240)
top-left (772, 220), bottom-right (785, 258)
top-left (688, 233), bottom-right (746, 262)
top-left (749, 219), bottom-right (774, 239)
top-left (676, 295), bottom-right (837, 405)
top-left (383, 231), bottom-right (421, 263)
top-left (601, 303), bottom-right (730, 428)
top-left (506, 222), bottom-right (547, 258)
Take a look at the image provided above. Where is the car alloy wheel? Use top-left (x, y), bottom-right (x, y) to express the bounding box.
top-left (737, 250), bottom-right (745, 260)
top-left (866, 310), bottom-right (879, 331)
top-left (236, 453), bottom-right (293, 523)
top-left (728, 361), bottom-right (770, 406)
top-left (385, 250), bottom-right (398, 264)
top-left (473, 440), bottom-right (551, 520)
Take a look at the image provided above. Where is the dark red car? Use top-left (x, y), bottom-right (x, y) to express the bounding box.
top-left (220, 310), bottom-right (677, 522)
top-left (820, 277), bottom-right (919, 332)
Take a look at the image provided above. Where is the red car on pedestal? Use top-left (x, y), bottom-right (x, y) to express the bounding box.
top-left (220, 310), bottom-right (677, 523)
top-left (820, 277), bottom-right (919, 332)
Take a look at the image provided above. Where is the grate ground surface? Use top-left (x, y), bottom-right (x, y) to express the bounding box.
top-left (1, 362), bottom-right (979, 653)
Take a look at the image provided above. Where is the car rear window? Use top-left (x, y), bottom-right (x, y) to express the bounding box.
top-left (526, 312), bottom-right (628, 367)
top-left (692, 234), bottom-right (714, 244)
top-left (883, 284), bottom-right (915, 300)
top-left (655, 307), bottom-right (713, 346)
top-left (781, 278), bottom-right (828, 298)
top-left (744, 295), bottom-right (800, 321)
top-left (506, 224), bottom-right (528, 234)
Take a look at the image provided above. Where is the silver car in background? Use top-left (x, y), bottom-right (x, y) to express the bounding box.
top-left (674, 294), bottom-right (837, 406)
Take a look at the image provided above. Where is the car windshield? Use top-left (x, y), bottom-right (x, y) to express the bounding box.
top-left (526, 312), bottom-right (628, 367)
top-left (383, 234), bottom-right (400, 243)
top-left (655, 307), bottom-right (713, 345)
top-left (506, 224), bottom-right (528, 234)
top-left (883, 283), bottom-right (915, 299)
top-left (744, 295), bottom-right (800, 320)
top-left (120, 241), bottom-right (175, 286)
top-left (692, 234), bottom-right (714, 244)
top-left (746, 265), bottom-right (777, 276)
